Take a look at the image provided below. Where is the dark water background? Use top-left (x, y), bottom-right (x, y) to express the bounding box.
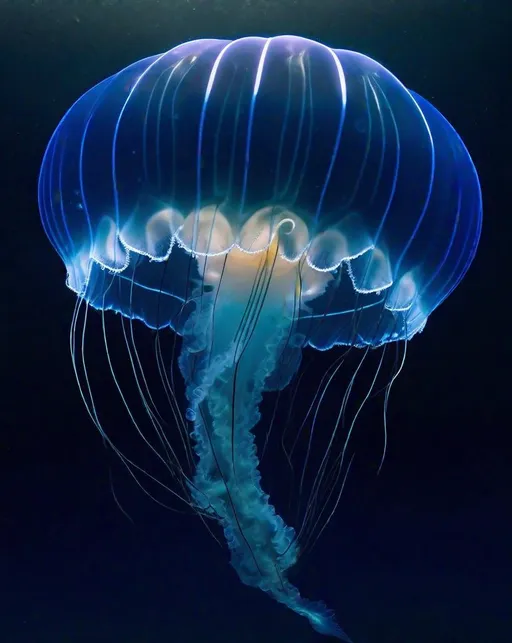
top-left (2, 1), bottom-right (510, 642)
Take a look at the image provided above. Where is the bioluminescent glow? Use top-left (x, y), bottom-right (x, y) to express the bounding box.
top-left (39, 36), bottom-right (482, 640)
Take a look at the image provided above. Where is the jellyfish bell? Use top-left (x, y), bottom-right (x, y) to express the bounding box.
top-left (39, 35), bottom-right (482, 640)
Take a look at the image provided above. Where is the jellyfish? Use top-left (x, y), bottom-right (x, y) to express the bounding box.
top-left (38, 36), bottom-right (482, 640)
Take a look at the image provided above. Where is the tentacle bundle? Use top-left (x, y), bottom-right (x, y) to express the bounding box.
top-left (178, 230), bottom-right (350, 640)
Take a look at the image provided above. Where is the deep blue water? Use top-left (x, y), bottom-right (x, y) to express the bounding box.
top-left (2, 2), bottom-right (510, 642)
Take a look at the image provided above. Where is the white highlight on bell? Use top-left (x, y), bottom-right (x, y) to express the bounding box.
top-left (204, 41), bottom-right (236, 101)
top-left (120, 207), bottom-right (183, 261)
top-left (253, 38), bottom-right (272, 97)
top-left (306, 229), bottom-right (374, 273)
top-left (91, 216), bottom-right (130, 273)
top-left (346, 246), bottom-right (393, 294)
top-left (66, 246), bottom-right (93, 294)
top-left (326, 46), bottom-right (347, 116)
top-left (238, 206), bottom-right (308, 259)
top-left (177, 206), bottom-right (233, 256)
top-left (385, 270), bottom-right (417, 311)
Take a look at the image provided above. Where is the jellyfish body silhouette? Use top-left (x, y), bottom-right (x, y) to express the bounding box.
top-left (39, 36), bottom-right (481, 639)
